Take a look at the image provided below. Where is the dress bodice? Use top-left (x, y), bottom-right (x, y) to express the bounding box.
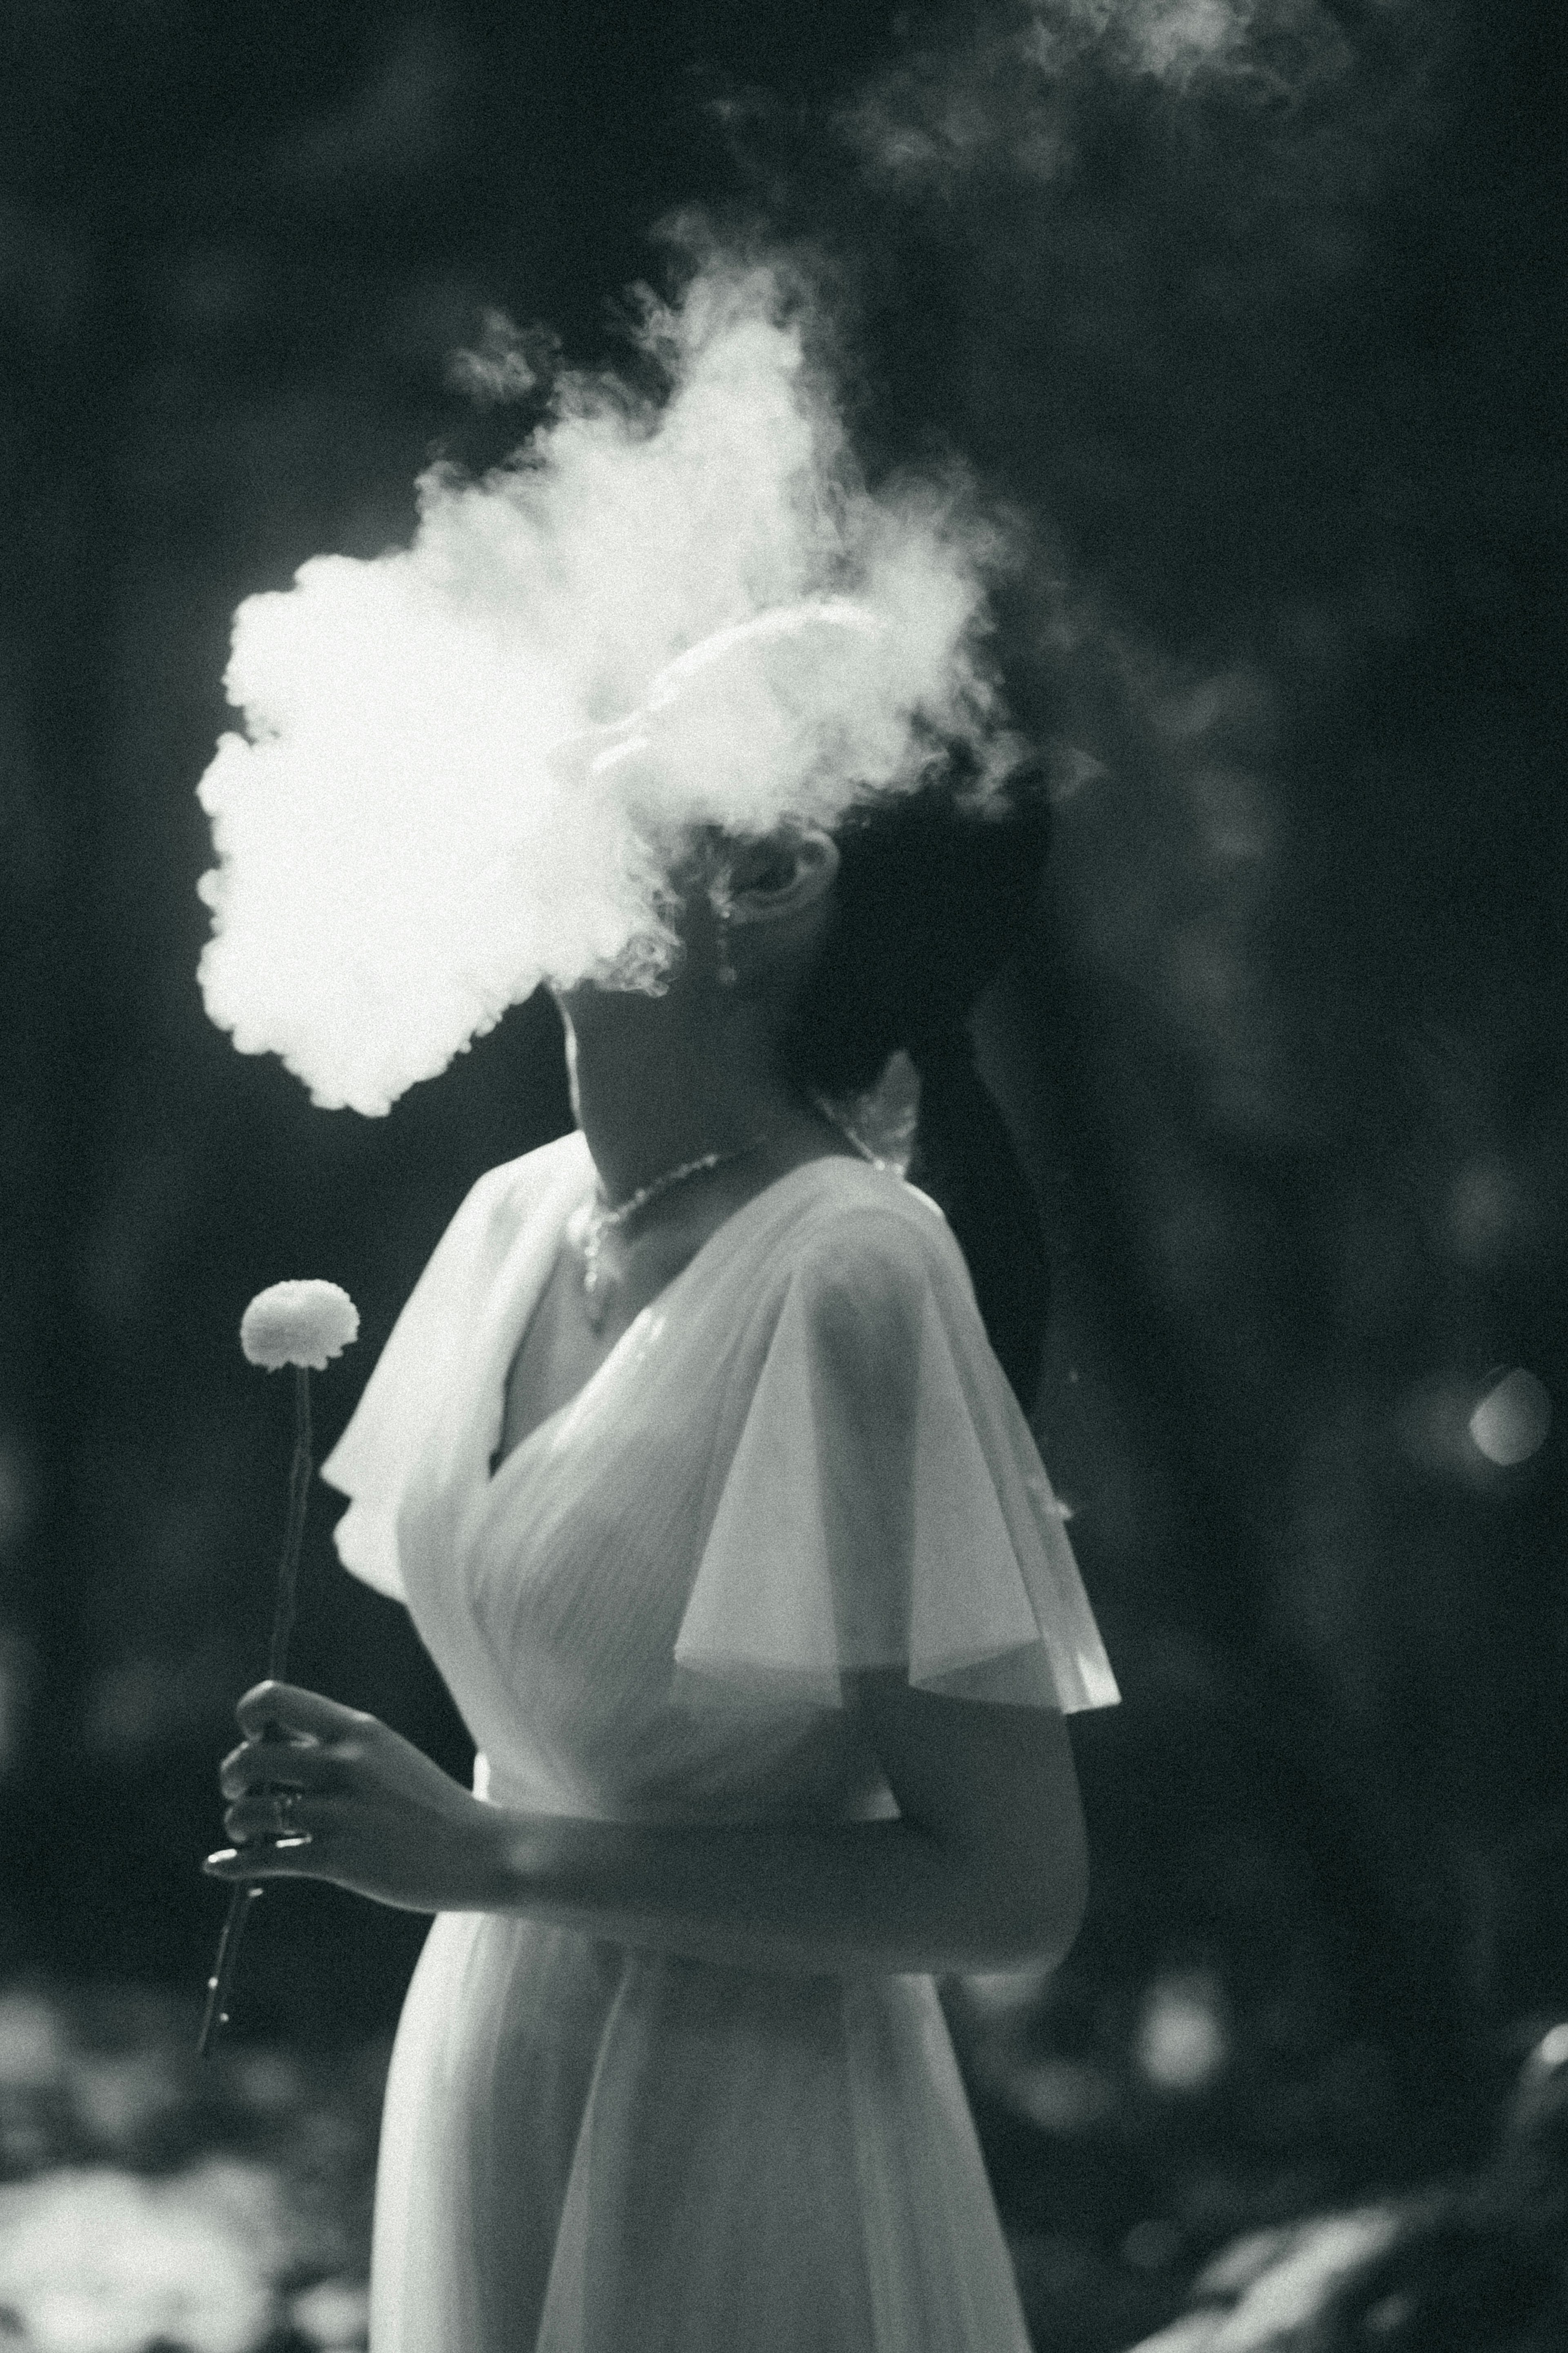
top-left (322, 1131), bottom-right (1117, 1829)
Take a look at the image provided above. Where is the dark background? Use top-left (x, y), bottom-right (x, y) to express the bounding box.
top-left (1, 0), bottom-right (1564, 2337)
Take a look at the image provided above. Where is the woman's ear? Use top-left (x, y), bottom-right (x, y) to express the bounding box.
top-left (723, 827), bottom-right (840, 934)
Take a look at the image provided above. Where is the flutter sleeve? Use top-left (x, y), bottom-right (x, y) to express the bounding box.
top-left (672, 1195), bottom-right (1120, 1713)
top-left (318, 1149), bottom-right (561, 1601)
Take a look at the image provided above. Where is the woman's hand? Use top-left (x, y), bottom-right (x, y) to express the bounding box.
top-left (204, 1680), bottom-right (1091, 1973)
top-left (204, 1681), bottom-right (508, 1914)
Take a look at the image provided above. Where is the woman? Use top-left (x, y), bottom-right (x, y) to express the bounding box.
top-left (207, 752), bottom-right (1119, 2352)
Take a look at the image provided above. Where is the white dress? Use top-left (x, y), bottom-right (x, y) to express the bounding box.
top-left (321, 1131), bottom-right (1119, 2353)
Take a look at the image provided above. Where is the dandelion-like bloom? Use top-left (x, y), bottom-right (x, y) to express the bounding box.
top-left (201, 1280), bottom-right (359, 2059)
top-left (239, 1279), bottom-right (359, 1371)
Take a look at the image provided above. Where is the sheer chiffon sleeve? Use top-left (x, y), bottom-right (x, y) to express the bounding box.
top-left (319, 1140), bottom-right (579, 1601)
top-left (673, 1196), bottom-right (1120, 1713)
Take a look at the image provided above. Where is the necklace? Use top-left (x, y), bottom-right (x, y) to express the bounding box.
top-left (574, 1137), bottom-right (771, 1331)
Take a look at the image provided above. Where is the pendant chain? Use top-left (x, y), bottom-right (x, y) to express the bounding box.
top-left (576, 1137), bottom-right (769, 1330)
top-left (573, 1095), bottom-right (886, 1333)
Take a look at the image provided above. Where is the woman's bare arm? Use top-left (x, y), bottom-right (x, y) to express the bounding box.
top-left (210, 1673), bottom-right (1089, 1976)
top-left (488, 1669), bottom-right (1087, 1972)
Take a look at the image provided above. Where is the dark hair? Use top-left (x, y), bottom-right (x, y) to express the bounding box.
top-left (782, 754), bottom-right (1054, 1412)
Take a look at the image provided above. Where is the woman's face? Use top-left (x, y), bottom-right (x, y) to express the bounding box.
top-left (552, 821), bottom-right (839, 1050)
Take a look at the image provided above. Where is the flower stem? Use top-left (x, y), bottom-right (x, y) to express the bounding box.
top-left (198, 1363), bottom-right (314, 2058)
top-left (269, 1365), bottom-right (313, 1682)
top-left (197, 1884), bottom-right (263, 2059)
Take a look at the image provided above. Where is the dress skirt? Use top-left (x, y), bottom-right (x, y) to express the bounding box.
top-left (369, 1910), bottom-right (1036, 2353)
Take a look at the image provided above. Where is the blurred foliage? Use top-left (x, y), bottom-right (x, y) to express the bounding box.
top-left (0, 9), bottom-right (1564, 2343)
top-left (0, 1981), bottom-right (379, 2348)
top-left (0, 1983), bottom-right (1562, 2352)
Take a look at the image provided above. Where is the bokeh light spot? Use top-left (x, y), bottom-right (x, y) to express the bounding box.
top-left (1135, 1968), bottom-right (1229, 2094)
top-left (1534, 2022), bottom-right (1568, 2071)
top-left (1468, 1369), bottom-right (1551, 1468)
top-left (291, 2275), bottom-right (370, 2349)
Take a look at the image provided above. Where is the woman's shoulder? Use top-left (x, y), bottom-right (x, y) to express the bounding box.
top-left (451, 1129), bottom-right (591, 1248)
top-left (781, 1151), bottom-right (949, 1237)
top-left (765, 1155), bottom-right (971, 1306)
top-left (470, 1126), bottom-right (590, 1202)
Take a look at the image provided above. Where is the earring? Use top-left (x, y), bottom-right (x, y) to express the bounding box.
top-left (715, 908), bottom-right (738, 989)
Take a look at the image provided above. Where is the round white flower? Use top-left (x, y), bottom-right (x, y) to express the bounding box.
top-left (240, 1280), bottom-right (359, 1372)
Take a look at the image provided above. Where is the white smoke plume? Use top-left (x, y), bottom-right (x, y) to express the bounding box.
top-left (196, 261), bottom-right (1014, 1115)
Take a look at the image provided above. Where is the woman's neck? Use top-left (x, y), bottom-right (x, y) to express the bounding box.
top-left (557, 988), bottom-right (823, 1208)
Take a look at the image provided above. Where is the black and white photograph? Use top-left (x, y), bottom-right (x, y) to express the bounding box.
top-left (1, 2), bottom-right (1564, 2348)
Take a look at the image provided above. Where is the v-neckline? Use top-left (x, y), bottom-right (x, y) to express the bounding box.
top-left (480, 1139), bottom-right (892, 1495)
top-left (484, 1237), bottom-right (634, 1489)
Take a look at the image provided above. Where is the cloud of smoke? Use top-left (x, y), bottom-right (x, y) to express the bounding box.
top-left (196, 263), bottom-right (1013, 1115)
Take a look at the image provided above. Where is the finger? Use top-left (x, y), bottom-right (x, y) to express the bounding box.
top-left (236, 1680), bottom-right (367, 1744)
top-left (223, 1792), bottom-right (338, 1844)
top-left (220, 1758), bottom-right (291, 1802)
top-left (203, 1838), bottom-right (322, 1880)
top-left (221, 1722), bottom-right (322, 1769)
top-left (220, 1740), bottom-right (353, 1800)
top-left (222, 1796), bottom-right (290, 1843)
